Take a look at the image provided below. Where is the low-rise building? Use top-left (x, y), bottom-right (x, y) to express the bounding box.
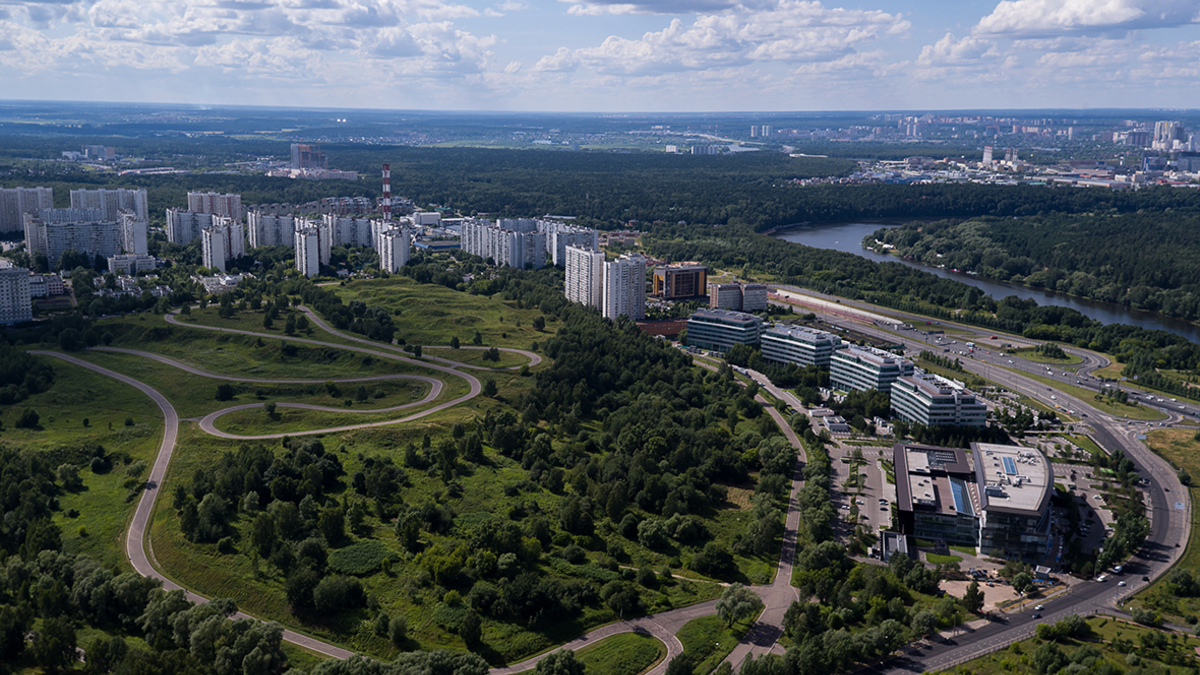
top-left (761, 325), bottom-right (844, 368)
top-left (685, 309), bottom-right (763, 353)
top-left (27, 273), bottom-right (65, 298)
top-left (108, 254), bottom-right (158, 276)
top-left (891, 374), bottom-right (988, 427)
top-left (830, 346), bottom-right (914, 393)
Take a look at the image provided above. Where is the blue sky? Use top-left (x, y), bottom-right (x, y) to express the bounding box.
top-left (0, 0), bottom-right (1198, 111)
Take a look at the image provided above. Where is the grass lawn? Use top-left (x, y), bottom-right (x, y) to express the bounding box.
top-left (925, 553), bottom-right (963, 565)
top-left (209, 393), bottom-right (442, 436)
top-left (1092, 362), bottom-right (1125, 380)
top-left (934, 616), bottom-right (1200, 675)
top-left (576, 632), bottom-right (667, 675)
top-left (171, 307), bottom-right (364, 350)
top-left (425, 347), bottom-right (532, 369)
top-left (948, 545), bottom-right (976, 556)
top-left (334, 277), bottom-right (557, 350)
top-left (1130, 428), bottom-right (1200, 622)
top-left (3, 359), bottom-right (163, 569)
top-left (1009, 347), bottom-right (1083, 366)
top-left (676, 615), bottom-right (754, 675)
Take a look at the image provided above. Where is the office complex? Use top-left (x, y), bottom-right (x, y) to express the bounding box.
top-left (248, 212), bottom-right (296, 248)
top-left (541, 221), bottom-right (599, 266)
top-left (69, 188), bottom-right (148, 222)
top-left (565, 245), bottom-right (605, 309)
top-left (461, 219), bottom-right (546, 270)
top-left (0, 260), bottom-right (32, 324)
top-left (891, 374), bottom-right (988, 427)
top-left (294, 227), bottom-right (323, 278)
top-left (290, 144), bottom-right (327, 170)
top-left (0, 187), bottom-right (52, 233)
top-left (760, 325), bottom-right (844, 367)
top-left (653, 264), bottom-right (707, 299)
top-left (893, 442), bottom-right (1051, 562)
top-left (187, 192), bottom-right (243, 221)
top-left (707, 281), bottom-right (768, 312)
top-left (108, 254), bottom-right (158, 276)
top-left (685, 309), bottom-right (763, 353)
top-left (830, 346), bottom-right (914, 393)
top-left (378, 228), bottom-right (412, 273)
top-left (24, 208), bottom-right (145, 267)
top-left (603, 253), bottom-right (647, 320)
top-left (201, 217), bottom-right (245, 274)
top-left (166, 209), bottom-right (213, 244)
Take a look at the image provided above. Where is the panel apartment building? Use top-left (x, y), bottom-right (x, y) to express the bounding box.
top-left (603, 253), bottom-right (647, 320)
top-left (24, 208), bottom-right (147, 266)
top-left (0, 187), bottom-right (52, 233)
top-left (540, 221), bottom-right (599, 266)
top-left (0, 260), bottom-right (32, 324)
top-left (565, 245), bottom-right (605, 309)
top-left (201, 217), bottom-right (246, 274)
top-left (188, 192), bottom-right (243, 221)
top-left (461, 219), bottom-right (546, 270)
top-left (70, 188), bottom-right (148, 222)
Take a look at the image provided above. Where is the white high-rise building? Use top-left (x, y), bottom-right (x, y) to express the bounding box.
top-left (461, 219), bottom-right (546, 269)
top-left (187, 192), bottom-right (243, 221)
top-left (294, 227), bottom-right (322, 278)
top-left (539, 220), bottom-right (599, 266)
top-left (378, 227), bottom-right (412, 273)
top-left (0, 260), bottom-right (33, 324)
top-left (24, 209), bottom-right (122, 268)
top-left (321, 214), bottom-right (374, 249)
top-left (119, 210), bottom-right (148, 256)
top-left (565, 245), bottom-right (604, 309)
top-left (248, 211), bottom-right (295, 248)
top-left (202, 226), bottom-right (228, 273)
top-left (603, 253), bottom-right (646, 320)
top-left (69, 188), bottom-right (148, 222)
top-left (165, 209), bottom-right (213, 244)
top-left (0, 187), bottom-right (52, 233)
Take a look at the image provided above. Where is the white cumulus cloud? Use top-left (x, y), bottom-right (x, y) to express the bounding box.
top-left (975, 0), bottom-right (1200, 38)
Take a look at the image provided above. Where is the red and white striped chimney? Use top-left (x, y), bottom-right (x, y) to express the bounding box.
top-left (382, 163), bottom-right (392, 221)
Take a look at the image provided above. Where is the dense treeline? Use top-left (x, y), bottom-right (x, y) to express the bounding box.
top-left (0, 343), bottom-right (54, 406)
top-left (871, 213), bottom-right (1200, 320)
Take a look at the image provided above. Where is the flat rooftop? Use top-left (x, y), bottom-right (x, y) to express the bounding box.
top-left (763, 324), bottom-right (840, 345)
top-left (690, 309), bottom-right (762, 325)
top-left (834, 345), bottom-right (911, 368)
top-left (894, 444), bottom-right (980, 517)
top-left (973, 442), bottom-right (1052, 515)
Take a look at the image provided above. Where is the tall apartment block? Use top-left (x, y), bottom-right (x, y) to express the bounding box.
top-left (652, 264), bottom-right (707, 299)
top-left (461, 219), bottom-right (546, 269)
top-left (565, 245), bottom-right (605, 309)
top-left (540, 221), bottom-right (599, 266)
top-left (322, 214), bottom-right (374, 249)
top-left (69, 188), bottom-right (148, 222)
top-left (290, 144), bottom-right (327, 170)
top-left (187, 192), bottom-right (243, 221)
top-left (248, 212), bottom-right (295, 248)
top-left (166, 209), bottom-right (213, 244)
top-left (294, 227), bottom-right (323, 278)
top-left (378, 228), bottom-right (412, 273)
top-left (0, 187), bottom-right (52, 233)
top-left (201, 217), bottom-right (245, 274)
top-left (0, 260), bottom-right (33, 324)
top-left (603, 253), bottom-right (647, 320)
top-left (24, 208), bottom-right (144, 267)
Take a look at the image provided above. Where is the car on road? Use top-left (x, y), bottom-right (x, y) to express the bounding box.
top-left (1143, 576), bottom-right (1151, 582)
top-left (1113, 565), bottom-right (1123, 574)
top-left (1118, 581), bottom-right (1127, 587)
top-left (1096, 574), bottom-right (1107, 582)
top-left (1032, 613), bottom-right (1042, 619)
top-left (1034, 604), bottom-right (1044, 611)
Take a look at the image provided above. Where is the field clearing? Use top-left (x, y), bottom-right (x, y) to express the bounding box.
top-left (576, 632), bottom-right (667, 675)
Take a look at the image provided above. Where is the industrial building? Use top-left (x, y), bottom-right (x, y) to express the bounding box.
top-left (891, 374), bottom-right (988, 427)
top-left (760, 325), bottom-right (844, 368)
top-left (893, 442), bottom-right (1052, 562)
top-left (830, 346), bottom-right (914, 393)
top-left (653, 264), bottom-right (707, 299)
top-left (685, 309), bottom-right (763, 353)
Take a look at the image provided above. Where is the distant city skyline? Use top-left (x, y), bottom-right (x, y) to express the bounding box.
top-left (0, 0), bottom-right (1198, 112)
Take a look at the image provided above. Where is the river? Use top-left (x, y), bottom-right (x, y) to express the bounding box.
top-left (773, 222), bottom-right (1200, 343)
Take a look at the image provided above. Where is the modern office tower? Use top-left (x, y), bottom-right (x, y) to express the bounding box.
top-left (108, 254), bottom-right (157, 276)
top-left (1153, 121), bottom-right (1186, 150)
top-left (119, 210), bottom-right (148, 256)
top-left (187, 192), bottom-right (243, 221)
top-left (0, 187), bottom-right (52, 233)
top-left (24, 209), bottom-right (121, 267)
top-left (973, 442), bottom-right (1053, 561)
top-left (294, 227), bottom-right (322, 277)
top-left (0, 260), bottom-right (32, 324)
top-left (760, 325), bottom-right (843, 367)
top-left (378, 227), bottom-right (412, 273)
top-left (247, 211), bottom-right (295, 248)
top-left (321, 214), bottom-right (374, 249)
top-left (565, 245), bottom-right (605, 309)
top-left (540, 221), bottom-right (599, 266)
top-left (69, 188), bottom-right (148, 222)
top-left (653, 264), bottom-right (707, 299)
top-left (290, 143), bottom-right (327, 170)
top-left (891, 374), bottom-right (988, 427)
top-left (603, 253), bottom-right (647, 320)
top-left (830, 346), bottom-right (914, 394)
top-left (709, 283), bottom-right (743, 310)
top-left (460, 219), bottom-right (546, 269)
top-left (165, 209), bottom-right (213, 244)
top-left (685, 309), bottom-right (763, 353)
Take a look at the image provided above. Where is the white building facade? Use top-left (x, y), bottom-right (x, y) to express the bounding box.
top-left (294, 227), bottom-right (324, 278)
top-left (891, 374), bottom-right (988, 427)
top-left (0, 261), bottom-right (32, 324)
top-left (830, 346), bottom-right (915, 394)
top-left (565, 245), bottom-right (605, 309)
top-left (461, 219), bottom-right (546, 269)
top-left (165, 209), bottom-right (213, 244)
top-left (248, 212), bottom-right (295, 248)
top-left (602, 253), bottom-right (647, 320)
top-left (378, 227), bottom-right (412, 273)
top-left (761, 325), bottom-right (844, 368)
top-left (24, 209), bottom-right (123, 267)
top-left (69, 188), bottom-right (148, 222)
top-left (0, 187), bottom-right (52, 233)
top-left (187, 192), bottom-right (243, 221)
